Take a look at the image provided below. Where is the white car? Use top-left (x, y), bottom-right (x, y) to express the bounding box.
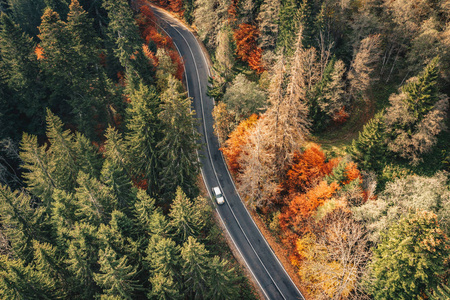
top-left (212, 186), bottom-right (225, 205)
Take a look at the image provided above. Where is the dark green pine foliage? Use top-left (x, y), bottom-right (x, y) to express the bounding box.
top-left (0, 254), bottom-right (58, 299)
top-left (180, 236), bottom-right (209, 299)
top-left (402, 56), bottom-right (440, 120)
top-left (368, 212), bottom-right (450, 300)
top-left (102, 0), bottom-right (153, 85)
top-left (50, 189), bottom-right (77, 250)
top-left (103, 126), bottom-right (131, 177)
top-left (0, 13), bottom-right (45, 137)
top-left (158, 76), bottom-right (200, 199)
top-left (32, 240), bottom-right (67, 298)
top-left (66, 222), bottom-right (100, 298)
top-left (168, 187), bottom-right (204, 243)
top-left (277, 0), bottom-right (298, 55)
top-left (6, 0), bottom-right (46, 37)
top-left (207, 256), bottom-right (239, 300)
top-left (146, 236), bottom-right (181, 300)
top-left (73, 132), bottom-right (103, 179)
top-left (0, 185), bottom-right (46, 261)
top-left (297, 0), bottom-right (315, 48)
top-left (349, 112), bottom-right (388, 171)
top-left (182, 0), bottom-right (194, 24)
top-left (125, 82), bottom-right (161, 195)
top-left (74, 171), bottom-right (117, 225)
top-left (46, 109), bottom-right (78, 193)
top-left (20, 133), bottom-right (56, 204)
top-left (133, 189), bottom-right (156, 232)
top-left (94, 246), bottom-right (142, 299)
top-left (44, 0), bottom-right (69, 18)
top-left (100, 159), bottom-right (135, 211)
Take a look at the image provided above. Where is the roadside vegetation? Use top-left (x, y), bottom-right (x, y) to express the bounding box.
top-left (156, 0), bottom-right (450, 299)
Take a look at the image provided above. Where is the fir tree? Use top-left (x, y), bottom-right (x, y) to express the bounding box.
top-left (0, 13), bottom-right (44, 134)
top-left (157, 76), bottom-right (200, 198)
top-left (125, 82), bottom-right (161, 194)
top-left (100, 159), bottom-right (134, 211)
top-left (133, 189), bottom-right (156, 234)
top-left (66, 222), bottom-right (100, 298)
top-left (103, 126), bottom-right (131, 178)
top-left (277, 0), bottom-right (298, 55)
top-left (368, 211), bottom-right (450, 299)
top-left (207, 256), bottom-right (239, 300)
top-left (180, 236), bottom-right (209, 299)
top-left (46, 109), bottom-right (78, 193)
top-left (74, 171), bottom-right (117, 225)
top-left (168, 187), bottom-right (204, 243)
top-left (73, 132), bottom-right (102, 179)
top-left (20, 132), bottom-right (56, 204)
top-left (94, 246), bottom-right (142, 299)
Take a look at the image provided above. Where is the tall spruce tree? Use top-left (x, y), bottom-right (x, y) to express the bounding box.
top-left (125, 82), bottom-right (161, 194)
top-left (94, 246), bottom-right (142, 299)
top-left (277, 0), bottom-right (298, 55)
top-left (168, 187), bottom-right (204, 243)
top-left (157, 76), bottom-right (200, 198)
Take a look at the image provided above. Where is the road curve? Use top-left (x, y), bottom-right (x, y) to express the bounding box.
top-left (150, 6), bottom-right (305, 300)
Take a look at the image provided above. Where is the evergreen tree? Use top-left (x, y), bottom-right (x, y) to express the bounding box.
top-left (157, 76), bottom-right (200, 198)
top-left (0, 13), bottom-right (45, 135)
top-left (0, 185), bottom-right (45, 260)
top-left (50, 189), bottom-right (76, 249)
top-left (74, 171), bottom-right (117, 225)
top-left (207, 256), bottom-right (239, 300)
top-left (0, 254), bottom-right (58, 299)
top-left (46, 109), bottom-right (78, 193)
top-left (180, 236), bottom-right (209, 299)
top-left (125, 82), bottom-right (161, 194)
top-left (133, 189), bottom-right (156, 234)
top-left (297, 0), bottom-right (315, 48)
top-left (103, 126), bottom-right (130, 178)
top-left (7, 0), bottom-right (46, 37)
top-left (32, 240), bottom-right (67, 297)
top-left (168, 187), bottom-right (204, 243)
top-left (368, 211), bottom-right (450, 299)
top-left (146, 236), bottom-right (180, 299)
top-left (100, 159), bottom-right (134, 211)
top-left (73, 132), bottom-right (102, 179)
top-left (277, 0), bottom-right (298, 55)
top-left (65, 222), bottom-right (100, 298)
top-left (94, 246), bottom-right (142, 299)
top-left (349, 112), bottom-right (388, 171)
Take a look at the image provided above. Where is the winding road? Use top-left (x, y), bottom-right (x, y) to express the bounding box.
top-left (150, 6), bottom-right (305, 300)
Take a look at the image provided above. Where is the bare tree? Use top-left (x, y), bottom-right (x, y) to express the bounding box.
top-left (348, 34), bottom-right (381, 99)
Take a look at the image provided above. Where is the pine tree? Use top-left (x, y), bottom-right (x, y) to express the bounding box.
top-left (103, 126), bottom-right (131, 178)
top-left (100, 159), bottom-right (134, 211)
top-left (50, 189), bottom-right (77, 249)
top-left (133, 189), bottom-right (156, 234)
top-left (46, 109), bottom-right (78, 193)
top-left (66, 222), bottom-right (100, 298)
top-left (277, 0), bottom-right (298, 55)
top-left (0, 13), bottom-right (44, 133)
top-left (145, 236), bottom-right (180, 283)
top-left (6, 0), bottom-right (46, 37)
top-left (73, 132), bottom-right (102, 179)
top-left (0, 254), bottom-right (58, 299)
top-left (349, 112), bottom-right (388, 171)
top-left (149, 271), bottom-right (181, 300)
top-left (94, 246), bottom-right (142, 299)
top-left (180, 236), bottom-right (210, 299)
top-left (297, 0), bottom-right (315, 48)
top-left (125, 82), bottom-right (161, 194)
top-left (74, 171), bottom-right (117, 225)
top-left (168, 187), bottom-right (204, 243)
top-left (206, 256), bottom-right (239, 299)
top-left (368, 211), bottom-right (450, 299)
top-left (157, 76), bottom-right (200, 198)
top-left (0, 185), bottom-right (45, 260)
top-left (32, 240), bottom-right (67, 297)
top-left (20, 132), bottom-right (56, 204)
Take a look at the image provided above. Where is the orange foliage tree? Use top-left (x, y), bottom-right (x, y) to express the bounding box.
top-left (221, 114), bottom-right (258, 174)
top-left (233, 23), bottom-right (264, 73)
top-left (169, 0), bottom-right (184, 14)
top-left (279, 180), bottom-right (339, 246)
top-left (282, 144), bottom-right (338, 193)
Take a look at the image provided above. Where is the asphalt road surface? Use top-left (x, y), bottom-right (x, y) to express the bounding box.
top-left (150, 6), bottom-right (305, 300)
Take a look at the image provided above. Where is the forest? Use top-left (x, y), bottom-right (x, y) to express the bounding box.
top-left (154, 0), bottom-right (450, 299)
top-left (0, 0), bottom-right (256, 299)
top-left (1, 0), bottom-right (450, 299)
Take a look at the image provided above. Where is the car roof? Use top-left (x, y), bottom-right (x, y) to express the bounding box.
top-left (213, 186), bottom-right (221, 195)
